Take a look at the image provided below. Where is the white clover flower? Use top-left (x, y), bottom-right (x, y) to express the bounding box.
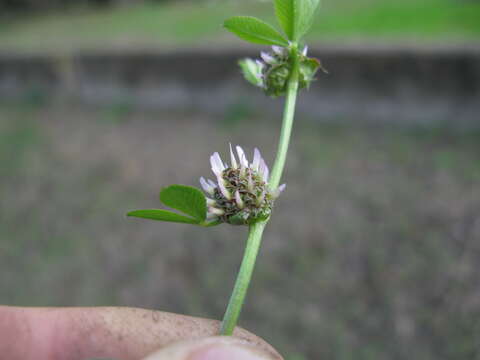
top-left (200, 145), bottom-right (286, 225)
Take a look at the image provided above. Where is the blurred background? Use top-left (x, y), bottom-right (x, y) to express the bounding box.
top-left (1, 1), bottom-right (480, 359)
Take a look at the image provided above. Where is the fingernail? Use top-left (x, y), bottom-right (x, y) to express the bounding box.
top-left (191, 345), bottom-right (269, 360)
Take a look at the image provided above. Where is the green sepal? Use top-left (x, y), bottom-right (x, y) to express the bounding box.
top-left (224, 16), bottom-right (289, 47)
top-left (299, 57), bottom-right (328, 90)
top-left (228, 212), bottom-right (251, 226)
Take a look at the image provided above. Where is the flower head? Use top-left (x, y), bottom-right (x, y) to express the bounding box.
top-left (239, 45), bottom-right (327, 97)
top-left (200, 145), bottom-right (285, 225)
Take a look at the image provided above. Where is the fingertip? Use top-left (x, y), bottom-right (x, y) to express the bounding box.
top-left (142, 336), bottom-right (281, 360)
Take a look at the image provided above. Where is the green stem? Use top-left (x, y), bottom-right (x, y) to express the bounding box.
top-left (220, 221), bottom-right (266, 335)
top-left (269, 48), bottom-right (300, 191)
top-left (220, 47), bottom-right (300, 335)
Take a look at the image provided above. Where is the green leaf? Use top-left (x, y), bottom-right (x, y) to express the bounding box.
top-left (299, 0), bottom-right (321, 40)
top-left (127, 209), bottom-right (200, 225)
top-left (127, 185), bottom-right (212, 227)
top-left (160, 185), bottom-right (207, 222)
top-left (224, 16), bottom-right (288, 46)
top-left (274, 0), bottom-right (321, 41)
top-left (274, 0), bottom-right (295, 40)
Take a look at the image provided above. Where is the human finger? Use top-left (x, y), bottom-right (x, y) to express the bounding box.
top-left (0, 306), bottom-right (281, 360)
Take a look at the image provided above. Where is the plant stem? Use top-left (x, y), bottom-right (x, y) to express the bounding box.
top-left (220, 220), bottom-right (266, 335)
top-left (220, 47), bottom-right (300, 335)
top-left (268, 48), bottom-right (300, 191)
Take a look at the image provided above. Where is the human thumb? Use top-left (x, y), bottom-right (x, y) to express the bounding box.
top-left (142, 336), bottom-right (282, 360)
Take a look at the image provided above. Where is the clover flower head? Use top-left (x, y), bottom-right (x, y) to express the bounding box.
top-left (200, 145), bottom-right (286, 225)
top-left (239, 45), bottom-right (326, 97)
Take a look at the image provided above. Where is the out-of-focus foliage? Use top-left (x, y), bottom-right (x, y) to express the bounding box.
top-left (1, 0), bottom-right (105, 12)
top-left (0, 0), bottom-right (479, 52)
top-left (0, 0), bottom-right (173, 13)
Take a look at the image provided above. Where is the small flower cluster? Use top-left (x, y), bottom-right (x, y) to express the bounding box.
top-left (200, 145), bottom-right (285, 225)
top-left (239, 45), bottom-right (327, 97)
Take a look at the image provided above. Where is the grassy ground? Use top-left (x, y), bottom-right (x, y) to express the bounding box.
top-left (1, 102), bottom-right (480, 359)
top-left (0, 0), bottom-right (479, 52)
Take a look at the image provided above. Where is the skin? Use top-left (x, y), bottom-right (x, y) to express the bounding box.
top-left (0, 306), bottom-right (282, 360)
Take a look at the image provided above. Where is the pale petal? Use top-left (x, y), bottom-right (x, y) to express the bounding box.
top-left (199, 176), bottom-right (209, 190)
top-left (272, 46), bottom-right (285, 56)
top-left (259, 159), bottom-right (269, 182)
top-left (206, 198), bottom-right (216, 206)
top-left (229, 143), bottom-right (238, 169)
top-left (263, 162), bottom-right (269, 182)
top-left (207, 179), bottom-right (217, 188)
top-left (252, 148), bottom-right (261, 171)
top-left (302, 45), bottom-right (309, 56)
top-left (272, 183), bottom-right (286, 198)
top-left (255, 60), bottom-right (265, 72)
top-left (236, 146), bottom-right (249, 168)
top-left (200, 177), bottom-right (214, 195)
top-left (217, 152), bottom-right (227, 169)
top-left (261, 52), bottom-right (276, 64)
top-left (210, 152), bottom-right (225, 175)
top-left (218, 179), bottom-right (232, 200)
top-left (209, 207), bottom-right (225, 216)
top-left (235, 190), bottom-right (244, 209)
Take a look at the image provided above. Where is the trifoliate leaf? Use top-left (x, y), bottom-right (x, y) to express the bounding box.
top-left (224, 16), bottom-right (289, 46)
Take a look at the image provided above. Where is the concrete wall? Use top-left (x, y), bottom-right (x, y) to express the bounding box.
top-left (1, 44), bottom-right (479, 126)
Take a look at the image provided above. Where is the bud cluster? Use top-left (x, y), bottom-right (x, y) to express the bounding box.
top-left (239, 45), bottom-right (327, 97)
top-left (200, 145), bottom-right (285, 226)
